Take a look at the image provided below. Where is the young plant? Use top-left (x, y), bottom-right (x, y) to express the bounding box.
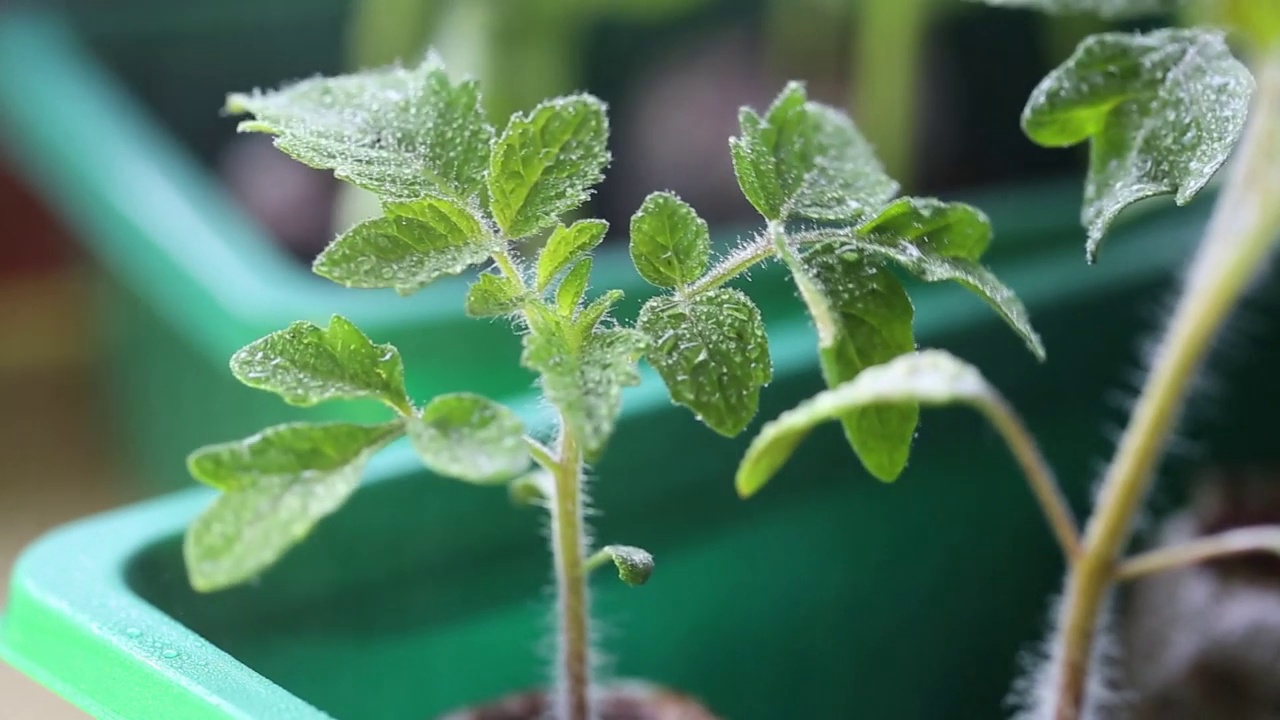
top-left (737, 3), bottom-right (1280, 719)
top-left (184, 54), bottom-right (655, 720)
top-left (631, 81), bottom-right (1043, 482)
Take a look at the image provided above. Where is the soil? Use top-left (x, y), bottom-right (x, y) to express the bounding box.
top-left (435, 681), bottom-right (720, 720)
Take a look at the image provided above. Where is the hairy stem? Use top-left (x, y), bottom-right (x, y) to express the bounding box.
top-left (1049, 51), bottom-right (1280, 720)
top-left (1116, 526), bottom-right (1280, 581)
top-left (981, 395), bottom-right (1080, 560)
top-left (684, 233), bottom-right (776, 298)
top-left (550, 418), bottom-right (592, 720)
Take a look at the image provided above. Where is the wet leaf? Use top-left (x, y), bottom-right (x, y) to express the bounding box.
top-left (314, 194), bottom-right (495, 295)
top-left (778, 242), bottom-right (918, 481)
top-left (226, 52), bottom-right (492, 202)
top-left (731, 82), bottom-right (898, 221)
top-left (629, 192), bottom-right (710, 288)
top-left (737, 350), bottom-right (991, 497)
top-left (489, 94), bottom-right (610, 239)
top-left (466, 272), bottom-right (524, 318)
top-left (522, 327), bottom-right (647, 455)
top-left (184, 421), bottom-right (402, 591)
top-left (845, 199), bottom-right (1045, 360)
top-left (574, 289), bottom-right (624, 336)
top-left (231, 315), bottom-right (412, 414)
top-left (556, 258), bottom-right (593, 315)
top-left (1022, 29), bottom-right (1253, 261)
top-left (638, 289), bottom-right (771, 437)
top-left (407, 393), bottom-right (530, 483)
top-left (536, 220), bottom-right (609, 291)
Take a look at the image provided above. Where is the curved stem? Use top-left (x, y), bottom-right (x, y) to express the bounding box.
top-left (1116, 526), bottom-right (1280, 581)
top-left (981, 395), bottom-right (1080, 560)
top-left (1048, 51), bottom-right (1280, 720)
top-left (492, 249), bottom-right (525, 290)
top-left (550, 418), bottom-right (592, 720)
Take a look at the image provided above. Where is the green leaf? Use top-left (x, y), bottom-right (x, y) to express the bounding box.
top-left (466, 272), bottom-right (524, 317)
top-left (184, 421), bottom-right (402, 591)
top-left (973, 0), bottom-right (1177, 20)
top-left (230, 315), bottom-right (412, 414)
top-left (777, 241), bottom-right (918, 481)
top-left (556, 258), bottom-right (593, 315)
top-left (628, 192), bottom-right (710, 288)
top-left (522, 327), bottom-right (647, 455)
top-left (314, 194), bottom-right (495, 295)
top-left (575, 289), bottom-right (624, 336)
top-left (638, 289), bottom-right (771, 437)
top-left (737, 350), bottom-right (991, 498)
top-left (488, 94), bottom-right (610, 238)
top-left (1022, 29), bottom-right (1253, 261)
top-left (407, 393), bottom-right (530, 483)
top-left (598, 545), bottom-right (654, 586)
top-left (846, 199), bottom-right (1046, 360)
top-left (226, 53), bottom-right (492, 201)
top-left (731, 82), bottom-right (898, 222)
top-left (536, 220), bottom-right (609, 291)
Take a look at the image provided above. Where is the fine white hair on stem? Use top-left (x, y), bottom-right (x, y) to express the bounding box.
top-left (1008, 593), bottom-right (1132, 720)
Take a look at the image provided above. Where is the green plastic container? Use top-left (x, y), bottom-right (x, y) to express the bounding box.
top-left (12, 194), bottom-right (1275, 719)
top-left (0, 12), bottom-right (1089, 494)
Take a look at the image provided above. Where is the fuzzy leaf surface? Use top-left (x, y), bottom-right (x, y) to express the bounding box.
top-left (185, 421), bottom-right (402, 591)
top-left (738, 350), bottom-right (990, 497)
top-left (231, 315), bottom-right (411, 413)
top-left (638, 289), bottom-right (771, 437)
top-left (1022, 29), bottom-right (1253, 260)
top-left (847, 198), bottom-right (1045, 359)
top-left (226, 54), bottom-right (492, 201)
top-left (779, 241), bottom-right (918, 481)
top-left (731, 82), bottom-right (898, 221)
top-left (629, 192), bottom-right (710, 288)
top-left (488, 94), bottom-right (609, 238)
top-left (466, 273), bottom-right (524, 317)
top-left (536, 220), bottom-right (609, 291)
top-left (407, 393), bottom-right (529, 483)
top-left (314, 194), bottom-right (494, 294)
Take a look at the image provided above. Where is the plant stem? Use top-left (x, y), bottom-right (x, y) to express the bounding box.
top-left (550, 418), bottom-right (592, 720)
top-left (493, 249), bottom-right (524, 288)
top-left (981, 395), bottom-right (1080, 560)
top-left (1048, 50), bottom-right (1280, 720)
top-left (684, 234), bottom-right (776, 298)
top-left (1116, 526), bottom-right (1280, 581)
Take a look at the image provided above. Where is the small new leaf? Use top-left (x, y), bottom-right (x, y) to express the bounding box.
top-left (489, 94), bottom-right (609, 239)
top-left (575, 289), bottom-right (624, 336)
top-left (315, 194), bottom-right (495, 295)
top-left (466, 273), bottom-right (524, 317)
top-left (847, 199), bottom-right (1045, 360)
top-left (522, 327), bottom-right (647, 456)
top-left (1022, 29), bottom-right (1254, 261)
top-left (226, 53), bottom-right (492, 201)
top-left (509, 468), bottom-right (553, 507)
top-left (536, 220), bottom-right (609, 291)
top-left (184, 421), bottom-right (402, 591)
top-left (598, 545), bottom-right (654, 586)
top-left (231, 315), bottom-right (412, 414)
top-left (737, 350), bottom-right (990, 498)
top-left (638, 289), bottom-right (771, 437)
top-left (731, 82), bottom-right (898, 222)
top-left (778, 241), bottom-right (918, 481)
top-left (974, 0), bottom-right (1177, 20)
top-left (407, 393), bottom-right (530, 483)
top-left (556, 258), bottom-right (593, 315)
top-left (629, 192), bottom-right (710, 288)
